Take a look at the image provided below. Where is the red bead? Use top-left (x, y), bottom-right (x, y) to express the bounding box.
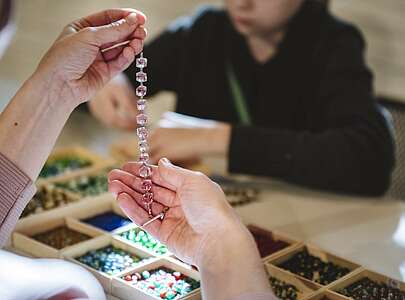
top-left (173, 272), bottom-right (182, 280)
top-left (160, 291), bottom-right (167, 299)
top-left (124, 274), bottom-right (132, 281)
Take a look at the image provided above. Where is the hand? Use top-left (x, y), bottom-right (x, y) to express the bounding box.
top-left (89, 73), bottom-right (138, 130)
top-left (149, 121), bottom-right (231, 164)
top-left (108, 159), bottom-right (271, 299)
top-left (34, 9), bottom-right (147, 108)
top-left (108, 158), bottom-right (251, 266)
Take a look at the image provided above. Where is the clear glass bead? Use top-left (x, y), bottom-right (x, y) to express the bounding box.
top-left (142, 192), bottom-right (153, 204)
top-left (139, 152), bottom-right (149, 162)
top-left (136, 85), bottom-right (147, 97)
top-left (141, 179), bottom-right (152, 192)
top-left (136, 113), bottom-right (148, 126)
top-left (136, 71), bottom-right (147, 83)
top-left (137, 99), bottom-right (146, 111)
top-left (136, 127), bottom-right (148, 140)
top-left (138, 140), bottom-right (148, 152)
top-left (136, 57), bottom-right (148, 68)
top-left (139, 164), bottom-right (152, 178)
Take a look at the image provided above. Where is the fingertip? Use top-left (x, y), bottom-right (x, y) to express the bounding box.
top-left (159, 157), bottom-right (172, 167)
top-left (136, 11), bottom-right (147, 25)
top-left (125, 12), bottom-right (138, 26)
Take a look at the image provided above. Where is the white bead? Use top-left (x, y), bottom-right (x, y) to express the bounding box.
top-left (139, 152), bottom-right (149, 162)
top-left (136, 113), bottom-right (148, 126)
top-left (136, 71), bottom-right (147, 83)
top-left (139, 164), bottom-right (152, 178)
top-left (136, 85), bottom-right (147, 97)
top-left (137, 127), bottom-right (148, 140)
top-left (137, 99), bottom-right (146, 111)
top-left (136, 57), bottom-right (148, 68)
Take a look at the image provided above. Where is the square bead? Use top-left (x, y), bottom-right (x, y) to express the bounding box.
top-left (139, 164), bottom-right (152, 178)
top-left (136, 57), bottom-right (148, 68)
top-left (138, 140), bottom-right (148, 152)
top-left (136, 113), bottom-right (148, 126)
top-left (139, 152), bottom-right (149, 162)
top-left (136, 71), bottom-right (147, 83)
top-left (136, 85), bottom-right (147, 98)
top-left (137, 127), bottom-right (148, 140)
top-left (142, 192), bottom-right (153, 203)
top-left (141, 179), bottom-right (153, 192)
top-left (137, 99), bottom-right (146, 111)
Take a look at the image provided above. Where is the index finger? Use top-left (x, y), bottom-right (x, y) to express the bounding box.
top-left (81, 9), bottom-right (146, 28)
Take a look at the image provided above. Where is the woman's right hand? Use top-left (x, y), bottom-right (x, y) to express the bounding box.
top-left (89, 73), bottom-right (139, 130)
top-left (108, 158), bottom-right (272, 300)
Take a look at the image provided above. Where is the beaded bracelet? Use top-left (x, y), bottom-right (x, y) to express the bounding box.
top-left (135, 53), bottom-right (169, 226)
top-left (134, 52), bottom-right (154, 217)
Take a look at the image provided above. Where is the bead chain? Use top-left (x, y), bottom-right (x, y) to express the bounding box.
top-left (135, 52), bottom-right (154, 217)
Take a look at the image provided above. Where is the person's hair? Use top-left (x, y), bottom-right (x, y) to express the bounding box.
top-left (0, 0), bottom-right (12, 32)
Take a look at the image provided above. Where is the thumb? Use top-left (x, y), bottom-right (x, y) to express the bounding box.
top-left (86, 12), bottom-right (139, 46)
top-left (157, 158), bottom-right (194, 191)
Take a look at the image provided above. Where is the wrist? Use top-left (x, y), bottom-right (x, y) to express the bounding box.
top-left (196, 221), bottom-right (258, 272)
top-left (197, 222), bottom-right (271, 299)
top-left (28, 69), bottom-right (79, 113)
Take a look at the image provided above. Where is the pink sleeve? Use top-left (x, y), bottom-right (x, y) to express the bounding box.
top-left (0, 153), bottom-right (36, 247)
top-left (231, 293), bottom-right (278, 300)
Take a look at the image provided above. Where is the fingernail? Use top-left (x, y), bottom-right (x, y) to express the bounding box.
top-left (160, 157), bottom-right (171, 165)
top-left (111, 192), bottom-right (118, 199)
top-left (126, 13), bottom-right (138, 26)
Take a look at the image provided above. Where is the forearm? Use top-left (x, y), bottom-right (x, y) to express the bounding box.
top-left (0, 71), bottom-right (76, 181)
top-left (198, 224), bottom-right (272, 300)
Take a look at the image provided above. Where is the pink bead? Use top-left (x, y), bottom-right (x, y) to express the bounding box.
top-left (139, 152), bottom-right (149, 162)
top-left (136, 85), bottom-right (147, 97)
top-left (136, 71), bottom-right (147, 83)
top-left (137, 99), bottom-right (146, 111)
top-left (143, 192), bottom-right (153, 203)
top-left (136, 113), bottom-right (148, 126)
top-left (141, 179), bottom-right (153, 192)
top-left (136, 57), bottom-right (148, 68)
top-left (139, 164), bottom-right (152, 178)
top-left (137, 127), bottom-right (148, 140)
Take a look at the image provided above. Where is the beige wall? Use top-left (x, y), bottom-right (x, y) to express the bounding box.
top-left (331, 0), bottom-right (405, 101)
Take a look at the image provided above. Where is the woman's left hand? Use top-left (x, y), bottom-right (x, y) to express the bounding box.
top-left (35, 8), bottom-right (147, 107)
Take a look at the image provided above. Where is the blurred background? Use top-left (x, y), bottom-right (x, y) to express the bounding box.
top-left (1, 0), bottom-right (404, 108)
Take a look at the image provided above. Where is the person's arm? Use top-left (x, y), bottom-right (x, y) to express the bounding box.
top-left (0, 9), bottom-right (146, 247)
top-left (229, 29), bottom-right (395, 196)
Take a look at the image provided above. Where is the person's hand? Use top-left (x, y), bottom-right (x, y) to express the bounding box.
top-left (89, 73), bottom-right (138, 129)
top-left (149, 122), bottom-right (231, 164)
top-left (108, 159), bottom-right (272, 299)
top-left (108, 158), bottom-right (252, 266)
top-left (34, 9), bottom-right (147, 108)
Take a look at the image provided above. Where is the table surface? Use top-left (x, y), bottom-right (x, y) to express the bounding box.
top-left (54, 110), bottom-right (405, 283)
